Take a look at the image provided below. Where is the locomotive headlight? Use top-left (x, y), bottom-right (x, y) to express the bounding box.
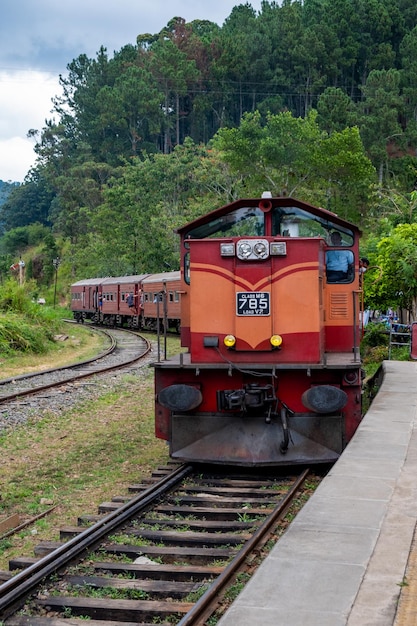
top-left (238, 241), bottom-right (252, 258)
top-left (237, 239), bottom-right (270, 261)
top-left (253, 241), bottom-right (268, 258)
top-left (220, 243), bottom-right (235, 256)
top-left (224, 334), bottom-right (236, 348)
top-left (270, 334), bottom-right (283, 348)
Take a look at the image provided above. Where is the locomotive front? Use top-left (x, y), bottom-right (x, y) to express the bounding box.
top-left (154, 195), bottom-right (363, 466)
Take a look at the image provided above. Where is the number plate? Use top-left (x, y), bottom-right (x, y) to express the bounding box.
top-left (236, 292), bottom-right (270, 316)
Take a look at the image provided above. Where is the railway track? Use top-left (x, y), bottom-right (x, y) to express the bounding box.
top-left (0, 327), bottom-right (151, 406)
top-left (0, 463), bottom-right (315, 625)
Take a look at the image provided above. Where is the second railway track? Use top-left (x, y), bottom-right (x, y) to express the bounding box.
top-left (0, 326), bottom-right (152, 408)
top-left (0, 463), bottom-right (318, 625)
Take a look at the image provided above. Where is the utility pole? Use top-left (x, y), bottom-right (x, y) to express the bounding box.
top-left (18, 259), bottom-right (25, 285)
top-left (53, 258), bottom-right (60, 308)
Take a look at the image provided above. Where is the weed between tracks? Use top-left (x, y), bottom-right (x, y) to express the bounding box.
top-left (0, 330), bottom-right (176, 572)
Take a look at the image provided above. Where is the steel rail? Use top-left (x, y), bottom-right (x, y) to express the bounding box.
top-left (0, 463), bottom-right (193, 619)
top-left (0, 326), bottom-right (116, 386)
top-left (0, 329), bottom-right (151, 405)
top-left (177, 467), bottom-right (310, 626)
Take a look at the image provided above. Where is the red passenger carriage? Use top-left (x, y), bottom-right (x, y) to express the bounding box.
top-left (71, 272), bottom-right (181, 331)
top-left (100, 275), bottom-right (149, 327)
top-left (71, 277), bottom-right (106, 323)
top-left (142, 271), bottom-right (181, 332)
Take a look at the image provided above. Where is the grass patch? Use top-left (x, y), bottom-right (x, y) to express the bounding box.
top-left (0, 332), bottom-right (178, 571)
top-left (0, 279), bottom-right (111, 376)
top-left (0, 321), bottom-right (108, 378)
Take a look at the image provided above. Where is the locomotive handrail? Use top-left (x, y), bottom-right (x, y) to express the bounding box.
top-left (353, 289), bottom-right (361, 362)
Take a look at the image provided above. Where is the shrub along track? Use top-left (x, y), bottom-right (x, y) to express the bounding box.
top-left (0, 462), bottom-right (316, 625)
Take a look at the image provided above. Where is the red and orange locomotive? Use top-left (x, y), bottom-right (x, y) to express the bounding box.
top-left (154, 194), bottom-right (363, 466)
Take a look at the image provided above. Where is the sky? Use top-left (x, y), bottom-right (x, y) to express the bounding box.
top-left (0, 0), bottom-right (263, 183)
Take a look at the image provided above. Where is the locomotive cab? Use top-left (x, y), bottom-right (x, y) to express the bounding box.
top-left (154, 195), bottom-right (363, 466)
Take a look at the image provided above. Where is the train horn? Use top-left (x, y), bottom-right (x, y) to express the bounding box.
top-left (258, 199), bottom-right (272, 212)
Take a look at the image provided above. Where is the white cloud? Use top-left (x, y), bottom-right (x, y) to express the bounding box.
top-left (0, 1), bottom-right (264, 181)
top-left (0, 70), bottom-right (59, 181)
top-left (0, 137), bottom-right (37, 182)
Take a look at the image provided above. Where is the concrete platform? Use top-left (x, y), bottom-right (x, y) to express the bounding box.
top-left (218, 361), bottom-right (417, 626)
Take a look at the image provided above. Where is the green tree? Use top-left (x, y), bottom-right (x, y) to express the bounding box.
top-left (358, 68), bottom-right (404, 184)
top-left (148, 36), bottom-right (200, 152)
top-left (78, 140), bottom-right (233, 277)
top-left (95, 65), bottom-right (164, 157)
top-left (400, 26), bottom-right (417, 143)
top-left (311, 126), bottom-right (376, 222)
top-left (259, 1), bottom-right (306, 116)
top-left (48, 160), bottom-right (119, 274)
top-left (367, 223), bottom-right (417, 318)
top-left (213, 4), bottom-right (269, 122)
top-left (316, 87), bottom-right (356, 133)
top-left (212, 109), bottom-right (375, 221)
top-left (0, 170), bottom-right (55, 233)
top-left (367, 189), bottom-right (417, 231)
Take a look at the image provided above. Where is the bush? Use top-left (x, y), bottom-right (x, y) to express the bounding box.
top-left (362, 345), bottom-right (389, 365)
top-left (0, 278), bottom-right (64, 356)
top-left (361, 323), bottom-right (390, 373)
top-left (0, 278), bottom-right (37, 315)
top-left (0, 314), bottom-right (55, 355)
top-left (361, 323), bottom-right (389, 349)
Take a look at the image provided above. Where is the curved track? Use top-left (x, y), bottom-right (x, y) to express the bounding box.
top-left (0, 327), bottom-right (151, 405)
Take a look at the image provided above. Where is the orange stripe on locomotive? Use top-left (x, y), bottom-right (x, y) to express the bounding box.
top-left (186, 236), bottom-right (357, 363)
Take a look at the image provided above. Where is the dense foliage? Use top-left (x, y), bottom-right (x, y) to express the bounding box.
top-left (0, 280), bottom-right (63, 355)
top-left (2, 0), bottom-right (417, 316)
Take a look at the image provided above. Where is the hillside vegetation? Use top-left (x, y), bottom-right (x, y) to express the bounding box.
top-left (1, 1), bottom-right (417, 317)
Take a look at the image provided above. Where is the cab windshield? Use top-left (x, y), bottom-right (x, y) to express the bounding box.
top-left (272, 206), bottom-right (354, 244)
top-left (183, 204), bottom-right (354, 245)
top-left (184, 206), bottom-right (265, 239)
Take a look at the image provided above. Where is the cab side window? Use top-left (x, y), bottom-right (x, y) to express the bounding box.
top-left (326, 231), bottom-right (354, 283)
top-left (326, 249), bottom-right (354, 283)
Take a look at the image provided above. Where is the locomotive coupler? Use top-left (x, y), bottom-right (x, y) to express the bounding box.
top-left (217, 384), bottom-right (276, 413)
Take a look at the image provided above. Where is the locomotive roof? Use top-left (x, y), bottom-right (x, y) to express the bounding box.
top-left (176, 195), bottom-right (361, 236)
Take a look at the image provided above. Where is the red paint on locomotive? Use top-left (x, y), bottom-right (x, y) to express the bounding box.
top-left (153, 195), bottom-right (363, 466)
